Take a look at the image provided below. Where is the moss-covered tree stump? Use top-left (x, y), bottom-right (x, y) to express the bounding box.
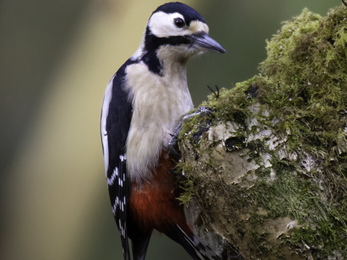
top-left (177, 5), bottom-right (347, 260)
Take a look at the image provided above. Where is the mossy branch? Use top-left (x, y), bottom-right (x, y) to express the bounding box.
top-left (177, 5), bottom-right (347, 260)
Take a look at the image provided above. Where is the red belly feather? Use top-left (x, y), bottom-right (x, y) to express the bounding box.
top-left (129, 152), bottom-right (192, 235)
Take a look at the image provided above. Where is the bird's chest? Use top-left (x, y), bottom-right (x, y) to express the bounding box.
top-left (124, 62), bottom-right (193, 180)
top-left (134, 84), bottom-right (192, 132)
top-left (127, 62), bottom-right (193, 130)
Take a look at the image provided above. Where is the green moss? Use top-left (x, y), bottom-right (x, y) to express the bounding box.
top-left (177, 176), bottom-right (195, 204)
top-left (175, 162), bottom-right (196, 204)
top-left (178, 4), bottom-right (347, 259)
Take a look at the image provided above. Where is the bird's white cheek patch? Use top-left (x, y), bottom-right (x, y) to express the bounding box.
top-left (149, 12), bottom-right (185, 38)
top-left (148, 11), bottom-right (208, 38)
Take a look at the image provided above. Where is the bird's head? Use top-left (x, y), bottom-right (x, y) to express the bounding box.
top-left (132, 2), bottom-right (225, 73)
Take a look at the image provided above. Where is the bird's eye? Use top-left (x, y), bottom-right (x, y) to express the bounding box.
top-left (174, 18), bottom-right (185, 28)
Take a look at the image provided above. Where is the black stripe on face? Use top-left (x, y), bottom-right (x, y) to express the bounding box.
top-left (142, 27), bottom-right (192, 75)
top-left (144, 27), bottom-right (191, 52)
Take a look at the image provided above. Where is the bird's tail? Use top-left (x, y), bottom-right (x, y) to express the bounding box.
top-left (165, 225), bottom-right (221, 260)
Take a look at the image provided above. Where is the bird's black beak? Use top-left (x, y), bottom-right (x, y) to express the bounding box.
top-left (191, 32), bottom-right (226, 54)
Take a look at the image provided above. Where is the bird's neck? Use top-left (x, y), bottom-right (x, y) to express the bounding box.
top-left (157, 45), bottom-right (193, 77)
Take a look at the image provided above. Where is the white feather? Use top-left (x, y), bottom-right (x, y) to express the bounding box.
top-left (148, 11), bottom-right (209, 38)
top-left (124, 45), bottom-right (194, 182)
top-left (101, 74), bottom-right (115, 176)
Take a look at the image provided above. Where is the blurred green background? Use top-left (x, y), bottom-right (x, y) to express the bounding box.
top-left (0, 1), bottom-right (339, 259)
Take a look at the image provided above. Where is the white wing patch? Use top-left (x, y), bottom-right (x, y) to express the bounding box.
top-left (107, 167), bottom-right (118, 185)
top-left (101, 74), bottom-right (115, 176)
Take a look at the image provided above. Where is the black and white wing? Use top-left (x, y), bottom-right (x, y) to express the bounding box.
top-left (100, 60), bottom-right (134, 260)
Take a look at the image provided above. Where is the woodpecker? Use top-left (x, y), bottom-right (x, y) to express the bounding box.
top-left (101, 2), bottom-right (225, 260)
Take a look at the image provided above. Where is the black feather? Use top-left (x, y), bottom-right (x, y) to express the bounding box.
top-left (142, 26), bottom-right (192, 76)
top-left (153, 2), bottom-right (206, 25)
top-left (104, 59), bottom-right (135, 260)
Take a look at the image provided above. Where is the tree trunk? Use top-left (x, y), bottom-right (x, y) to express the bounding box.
top-left (177, 5), bottom-right (347, 260)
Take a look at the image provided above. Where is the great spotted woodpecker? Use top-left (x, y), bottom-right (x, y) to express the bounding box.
top-left (101, 2), bottom-right (225, 260)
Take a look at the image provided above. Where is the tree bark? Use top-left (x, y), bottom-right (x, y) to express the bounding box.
top-left (178, 5), bottom-right (347, 260)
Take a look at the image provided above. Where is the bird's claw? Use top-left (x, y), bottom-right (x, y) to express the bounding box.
top-left (168, 106), bottom-right (215, 160)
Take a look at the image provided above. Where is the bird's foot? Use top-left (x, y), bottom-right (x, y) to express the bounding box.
top-left (168, 106), bottom-right (215, 160)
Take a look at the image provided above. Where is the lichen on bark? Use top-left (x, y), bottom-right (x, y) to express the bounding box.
top-left (177, 4), bottom-right (347, 260)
